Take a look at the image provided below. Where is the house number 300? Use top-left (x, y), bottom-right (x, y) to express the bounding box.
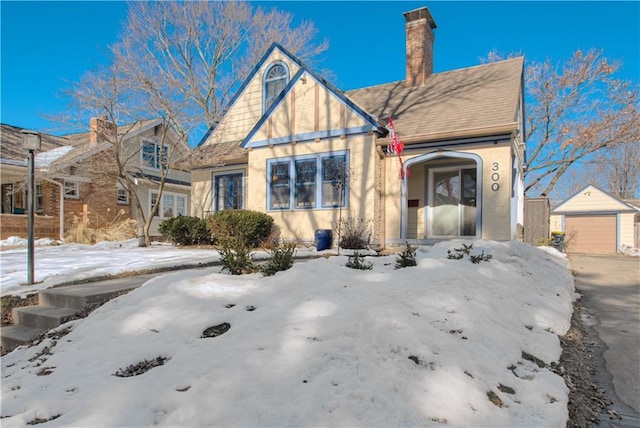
top-left (491, 162), bottom-right (500, 191)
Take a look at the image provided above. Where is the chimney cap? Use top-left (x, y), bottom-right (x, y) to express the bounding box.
top-left (403, 7), bottom-right (437, 29)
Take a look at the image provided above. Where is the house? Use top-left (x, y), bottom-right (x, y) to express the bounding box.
top-left (186, 6), bottom-right (525, 247)
top-left (0, 118), bottom-right (191, 240)
top-left (550, 184), bottom-right (640, 254)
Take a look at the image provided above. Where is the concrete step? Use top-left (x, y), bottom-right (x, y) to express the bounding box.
top-left (2, 273), bottom-right (154, 353)
top-left (39, 278), bottom-right (143, 310)
top-left (1, 324), bottom-right (44, 352)
top-left (12, 305), bottom-right (78, 330)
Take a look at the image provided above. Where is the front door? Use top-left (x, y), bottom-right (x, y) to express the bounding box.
top-left (429, 167), bottom-right (477, 238)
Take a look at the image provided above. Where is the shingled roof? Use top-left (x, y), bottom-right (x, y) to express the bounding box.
top-left (176, 139), bottom-right (247, 170)
top-left (346, 57), bottom-right (524, 142)
top-left (0, 124), bottom-right (74, 164)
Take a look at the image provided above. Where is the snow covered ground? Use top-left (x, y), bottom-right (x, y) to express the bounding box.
top-left (0, 238), bottom-right (575, 427)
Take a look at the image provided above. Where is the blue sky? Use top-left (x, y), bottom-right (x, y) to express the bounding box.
top-left (1, 1), bottom-right (639, 143)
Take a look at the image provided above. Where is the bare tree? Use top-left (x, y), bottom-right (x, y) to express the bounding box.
top-left (594, 142), bottom-right (640, 199)
top-left (111, 1), bottom-right (327, 134)
top-left (64, 1), bottom-right (327, 246)
top-left (523, 49), bottom-right (640, 197)
top-left (65, 64), bottom-right (188, 247)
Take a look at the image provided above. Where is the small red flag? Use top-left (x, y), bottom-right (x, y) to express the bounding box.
top-left (387, 115), bottom-right (410, 179)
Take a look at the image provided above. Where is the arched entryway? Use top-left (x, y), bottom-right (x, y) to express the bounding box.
top-left (401, 151), bottom-right (483, 240)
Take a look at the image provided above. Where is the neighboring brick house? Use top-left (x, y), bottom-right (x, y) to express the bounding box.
top-left (0, 118), bottom-right (191, 240)
top-left (185, 6), bottom-right (525, 247)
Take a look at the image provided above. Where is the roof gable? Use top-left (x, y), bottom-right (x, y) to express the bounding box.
top-left (552, 184), bottom-right (640, 213)
top-left (197, 43), bottom-right (303, 147)
top-left (37, 119), bottom-right (185, 172)
top-left (242, 68), bottom-right (380, 148)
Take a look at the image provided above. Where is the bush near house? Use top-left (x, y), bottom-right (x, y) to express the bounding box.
top-left (219, 235), bottom-right (255, 275)
top-left (207, 210), bottom-right (275, 248)
top-left (395, 242), bottom-right (417, 269)
top-left (335, 217), bottom-right (372, 249)
top-left (158, 216), bottom-right (212, 246)
top-left (261, 241), bottom-right (297, 276)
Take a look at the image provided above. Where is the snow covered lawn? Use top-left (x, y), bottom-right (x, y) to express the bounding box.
top-left (1, 240), bottom-right (574, 427)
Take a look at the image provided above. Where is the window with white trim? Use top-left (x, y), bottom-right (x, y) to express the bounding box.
top-left (117, 184), bottom-right (129, 205)
top-left (150, 190), bottom-right (186, 219)
top-left (64, 180), bottom-right (79, 199)
top-left (35, 184), bottom-right (44, 213)
top-left (213, 171), bottom-right (244, 211)
top-left (263, 62), bottom-right (289, 112)
top-left (267, 151), bottom-right (348, 210)
top-left (141, 140), bottom-right (168, 170)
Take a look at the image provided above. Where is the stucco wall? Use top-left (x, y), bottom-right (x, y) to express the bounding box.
top-left (383, 142), bottom-right (514, 241)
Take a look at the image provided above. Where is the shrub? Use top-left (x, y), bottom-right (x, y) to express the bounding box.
top-left (261, 241), bottom-right (297, 276)
top-left (158, 216), bottom-right (211, 246)
top-left (469, 251), bottom-right (493, 264)
top-left (395, 242), bottom-right (417, 269)
top-left (335, 217), bottom-right (372, 249)
top-left (219, 235), bottom-right (254, 275)
top-left (447, 244), bottom-right (492, 264)
top-left (208, 210), bottom-right (274, 248)
top-left (345, 251), bottom-right (373, 270)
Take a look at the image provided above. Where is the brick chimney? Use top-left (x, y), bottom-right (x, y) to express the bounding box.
top-left (404, 7), bottom-right (437, 86)
top-left (89, 116), bottom-right (116, 144)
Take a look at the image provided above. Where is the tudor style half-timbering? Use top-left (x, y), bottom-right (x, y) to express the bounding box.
top-left (187, 6), bottom-right (525, 246)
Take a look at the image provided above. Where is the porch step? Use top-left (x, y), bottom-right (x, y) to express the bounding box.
top-left (39, 279), bottom-right (140, 311)
top-left (2, 274), bottom-right (152, 353)
top-left (12, 305), bottom-right (78, 330)
top-left (1, 324), bottom-right (45, 352)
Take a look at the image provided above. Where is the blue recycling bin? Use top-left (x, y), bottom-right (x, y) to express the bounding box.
top-left (315, 229), bottom-right (333, 251)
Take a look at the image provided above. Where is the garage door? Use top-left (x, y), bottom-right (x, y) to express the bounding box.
top-left (565, 215), bottom-right (617, 254)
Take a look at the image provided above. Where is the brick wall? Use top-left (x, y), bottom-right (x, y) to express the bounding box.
top-left (62, 152), bottom-right (133, 231)
top-left (0, 214), bottom-right (60, 240)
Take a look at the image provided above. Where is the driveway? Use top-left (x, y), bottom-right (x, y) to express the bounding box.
top-left (569, 254), bottom-right (640, 426)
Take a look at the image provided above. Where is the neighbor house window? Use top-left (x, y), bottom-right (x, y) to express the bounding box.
top-left (213, 172), bottom-right (244, 211)
top-left (117, 184), bottom-right (129, 205)
top-left (142, 140), bottom-right (168, 170)
top-left (150, 190), bottom-right (186, 219)
top-left (64, 180), bottom-right (79, 199)
top-left (263, 62), bottom-right (289, 112)
top-left (35, 184), bottom-right (44, 213)
top-left (267, 151), bottom-right (348, 211)
top-left (2, 183), bottom-right (13, 214)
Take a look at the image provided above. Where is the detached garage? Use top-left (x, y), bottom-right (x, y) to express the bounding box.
top-left (550, 185), bottom-right (640, 254)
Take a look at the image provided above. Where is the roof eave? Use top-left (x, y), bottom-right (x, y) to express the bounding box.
top-left (376, 122), bottom-right (519, 146)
